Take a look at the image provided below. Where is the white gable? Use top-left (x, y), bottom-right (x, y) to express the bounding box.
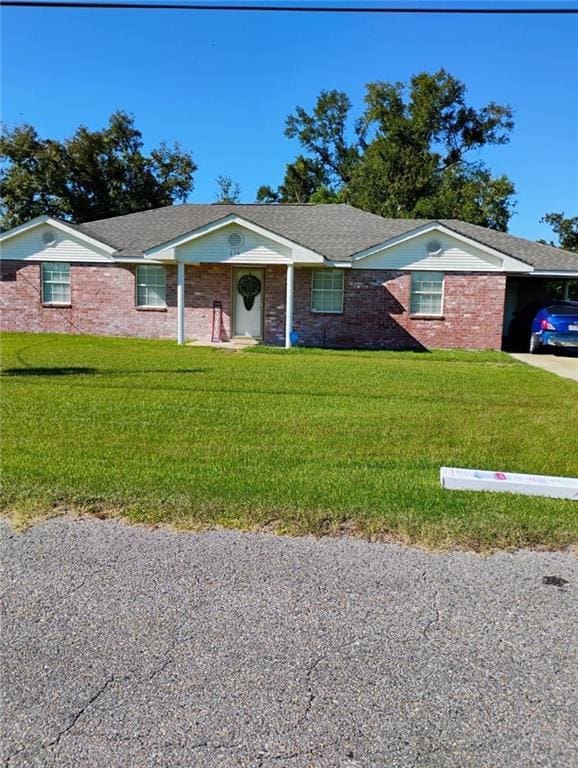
top-left (0, 222), bottom-right (113, 263)
top-left (144, 214), bottom-right (324, 264)
top-left (172, 222), bottom-right (293, 265)
top-left (352, 228), bottom-right (532, 273)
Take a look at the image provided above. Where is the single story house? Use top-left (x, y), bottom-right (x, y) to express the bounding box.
top-left (1, 203), bottom-right (577, 350)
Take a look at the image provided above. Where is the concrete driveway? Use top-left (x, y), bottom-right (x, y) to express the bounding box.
top-left (1, 518), bottom-right (576, 768)
top-left (510, 351), bottom-right (578, 382)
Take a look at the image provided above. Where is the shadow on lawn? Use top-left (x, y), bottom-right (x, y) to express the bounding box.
top-left (1, 367), bottom-right (208, 377)
top-left (2, 366), bottom-right (97, 376)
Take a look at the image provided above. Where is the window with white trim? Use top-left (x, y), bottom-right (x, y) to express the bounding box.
top-left (311, 269), bottom-right (344, 313)
top-left (136, 265), bottom-right (166, 307)
top-left (42, 262), bottom-right (71, 304)
top-left (410, 271), bottom-right (444, 316)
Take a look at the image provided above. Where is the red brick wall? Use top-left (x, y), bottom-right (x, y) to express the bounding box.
top-left (0, 262), bottom-right (234, 341)
top-left (293, 269), bottom-right (506, 350)
top-left (263, 266), bottom-right (286, 345)
top-left (0, 261), bottom-right (506, 350)
top-left (186, 264), bottom-right (232, 342)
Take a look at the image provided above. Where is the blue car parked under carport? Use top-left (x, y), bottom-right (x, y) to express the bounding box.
top-left (529, 301), bottom-right (578, 353)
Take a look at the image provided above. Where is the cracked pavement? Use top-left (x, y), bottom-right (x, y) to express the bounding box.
top-left (1, 518), bottom-right (576, 767)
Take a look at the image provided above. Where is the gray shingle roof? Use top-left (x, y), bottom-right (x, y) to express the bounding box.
top-left (75, 203), bottom-right (578, 271)
top-left (439, 219), bottom-right (578, 272)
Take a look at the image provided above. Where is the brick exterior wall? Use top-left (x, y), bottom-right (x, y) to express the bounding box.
top-left (0, 262), bottom-right (237, 341)
top-left (263, 266), bottom-right (286, 345)
top-left (0, 261), bottom-right (506, 350)
top-left (292, 269), bottom-right (506, 350)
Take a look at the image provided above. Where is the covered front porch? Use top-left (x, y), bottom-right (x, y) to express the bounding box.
top-left (141, 213), bottom-right (327, 349)
top-left (173, 262), bottom-right (296, 348)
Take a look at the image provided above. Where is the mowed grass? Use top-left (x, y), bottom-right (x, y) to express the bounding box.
top-left (1, 332), bottom-right (577, 549)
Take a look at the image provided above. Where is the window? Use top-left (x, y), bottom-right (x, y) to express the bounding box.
top-left (136, 265), bottom-right (166, 307)
top-left (42, 262), bottom-right (71, 304)
top-left (410, 271), bottom-right (444, 316)
top-left (311, 269), bottom-right (344, 313)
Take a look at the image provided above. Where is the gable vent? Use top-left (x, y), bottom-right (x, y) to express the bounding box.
top-left (228, 231), bottom-right (244, 250)
top-left (426, 239), bottom-right (443, 256)
top-left (42, 230), bottom-right (57, 247)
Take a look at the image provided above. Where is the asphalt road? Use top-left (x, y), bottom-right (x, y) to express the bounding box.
top-left (1, 519), bottom-right (576, 768)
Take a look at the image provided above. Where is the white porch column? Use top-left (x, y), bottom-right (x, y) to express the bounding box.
top-left (285, 263), bottom-right (295, 349)
top-left (177, 261), bottom-right (185, 345)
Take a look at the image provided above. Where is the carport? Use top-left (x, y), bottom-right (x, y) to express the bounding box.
top-left (502, 273), bottom-right (578, 350)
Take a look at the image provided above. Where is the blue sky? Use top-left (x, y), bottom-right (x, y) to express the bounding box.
top-left (1, 4), bottom-right (577, 241)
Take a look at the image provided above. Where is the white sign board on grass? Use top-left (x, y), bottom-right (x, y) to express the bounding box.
top-left (440, 467), bottom-right (578, 501)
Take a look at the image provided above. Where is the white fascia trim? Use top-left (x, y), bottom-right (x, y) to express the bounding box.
top-left (113, 257), bottom-right (165, 264)
top-left (143, 213), bottom-right (324, 263)
top-left (351, 222), bottom-right (440, 260)
top-left (321, 261), bottom-right (352, 268)
top-left (530, 270), bottom-right (578, 278)
top-left (352, 222), bottom-right (533, 273)
top-left (0, 215), bottom-right (116, 257)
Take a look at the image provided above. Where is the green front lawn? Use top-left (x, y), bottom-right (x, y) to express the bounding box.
top-left (1, 332), bottom-right (577, 549)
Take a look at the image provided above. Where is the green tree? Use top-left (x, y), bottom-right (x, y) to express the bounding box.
top-left (258, 91), bottom-right (361, 204)
top-left (409, 165), bottom-right (515, 231)
top-left (284, 90), bottom-right (362, 188)
top-left (258, 70), bottom-right (516, 230)
top-left (257, 156), bottom-right (330, 203)
top-left (215, 174), bottom-right (241, 203)
top-left (540, 212), bottom-right (578, 253)
top-left (0, 111), bottom-right (197, 229)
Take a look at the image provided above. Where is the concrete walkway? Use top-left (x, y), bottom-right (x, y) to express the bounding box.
top-left (187, 339), bottom-right (258, 350)
top-left (509, 352), bottom-right (578, 382)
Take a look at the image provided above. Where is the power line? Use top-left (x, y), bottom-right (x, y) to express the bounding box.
top-left (0, 1), bottom-right (576, 12)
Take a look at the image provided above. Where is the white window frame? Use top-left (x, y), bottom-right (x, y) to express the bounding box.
top-left (311, 269), bottom-right (344, 314)
top-left (136, 264), bottom-right (167, 308)
top-left (41, 262), bottom-right (71, 305)
top-left (410, 271), bottom-right (445, 317)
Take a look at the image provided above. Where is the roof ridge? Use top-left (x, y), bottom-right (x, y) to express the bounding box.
top-left (77, 202), bottom-right (345, 227)
top-left (202, 202), bottom-right (324, 207)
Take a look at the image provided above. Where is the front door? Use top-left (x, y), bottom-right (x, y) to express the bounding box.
top-left (233, 268), bottom-right (264, 338)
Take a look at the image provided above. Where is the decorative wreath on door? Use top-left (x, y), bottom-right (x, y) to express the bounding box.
top-left (237, 274), bottom-right (262, 311)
